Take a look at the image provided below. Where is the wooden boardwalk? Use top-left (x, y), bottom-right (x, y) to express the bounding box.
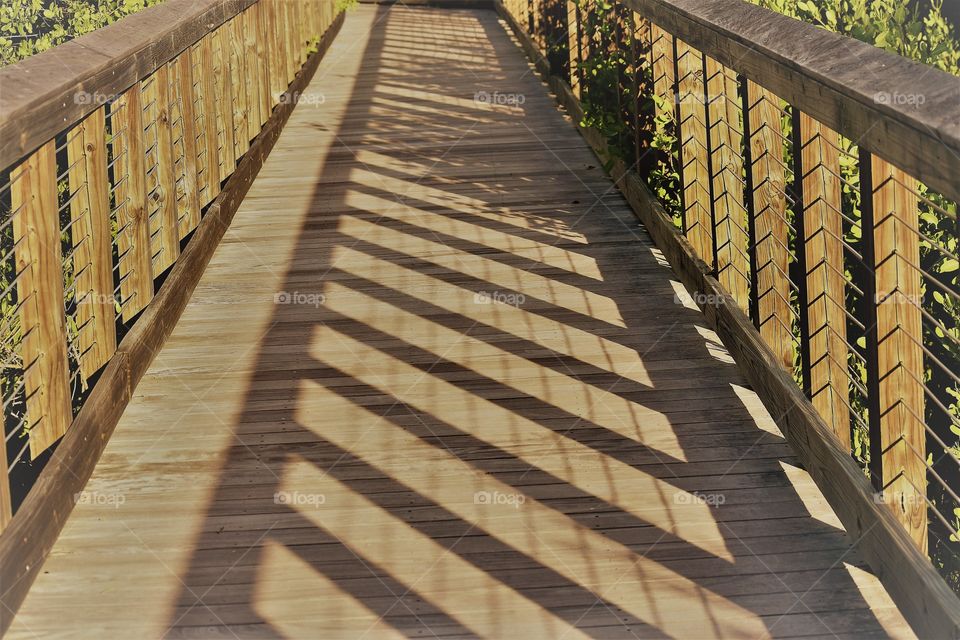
top-left (10, 5), bottom-right (913, 638)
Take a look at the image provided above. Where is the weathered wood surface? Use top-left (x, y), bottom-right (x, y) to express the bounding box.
top-left (0, 10), bottom-right (344, 634)
top-left (498, 1), bottom-right (960, 637)
top-left (0, 0), bottom-right (257, 170)
top-left (622, 0), bottom-right (960, 205)
top-left (9, 6), bottom-right (915, 638)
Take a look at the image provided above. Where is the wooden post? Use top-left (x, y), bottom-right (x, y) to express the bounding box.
top-left (145, 65), bottom-right (181, 274)
top-left (705, 57), bottom-right (748, 308)
top-left (746, 82), bottom-right (793, 371)
top-left (870, 156), bottom-right (927, 552)
top-left (212, 28), bottom-right (237, 182)
top-left (11, 142), bottom-right (72, 458)
top-left (675, 39), bottom-right (712, 263)
top-left (243, 8), bottom-right (261, 141)
top-left (112, 85), bottom-right (154, 321)
top-left (172, 50), bottom-right (201, 237)
top-left (799, 114), bottom-right (850, 449)
top-left (566, 0), bottom-right (580, 97)
top-left (66, 107), bottom-right (117, 380)
top-left (227, 16), bottom-right (249, 159)
top-left (0, 464), bottom-right (9, 532)
top-left (649, 24), bottom-right (674, 122)
top-left (197, 35), bottom-right (221, 204)
top-left (255, 2), bottom-right (272, 126)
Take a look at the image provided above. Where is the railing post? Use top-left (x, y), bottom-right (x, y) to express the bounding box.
top-left (705, 57), bottom-right (748, 308)
top-left (112, 84), bottom-right (155, 321)
top-left (675, 40), bottom-right (712, 264)
top-left (868, 154), bottom-right (928, 552)
top-left (11, 142), bottom-right (73, 457)
top-left (66, 107), bottom-right (117, 380)
top-left (197, 35), bottom-right (221, 204)
top-left (145, 64), bottom-right (181, 274)
top-left (172, 51), bottom-right (201, 237)
top-left (745, 82), bottom-right (793, 371)
top-left (212, 27), bottom-right (237, 181)
top-left (798, 113), bottom-right (850, 449)
top-left (565, 0), bottom-right (580, 97)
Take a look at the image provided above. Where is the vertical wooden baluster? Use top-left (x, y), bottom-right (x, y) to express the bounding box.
top-left (649, 24), bottom-right (674, 122)
top-left (566, 0), bottom-right (580, 97)
top-left (173, 51), bottom-right (201, 236)
top-left (190, 42), bottom-right (211, 207)
top-left (799, 113), bottom-right (850, 448)
top-left (228, 16), bottom-right (249, 159)
top-left (284, 1), bottom-right (295, 84)
top-left (146, 65), bottom-right (180, 274)
top-left (113, 85), bottom-right (154, 321)
top-left (270, 0), bottom-right (284, 101)
top-left (67, 108), bottom-right (117, 381)
top-left (746, 82), bottom-right (793, 371)
top-left (11, 142), bottom-right (72, 457)
top-left (198, 35), bottom-right (221, 202)
top-left (212, 27), bottom-right (237, 181)
top-left (244, 8), bottom-right (261, 140)
top-left (675, 40), bottom-right (712, 263)
top-left (705, 57), bottom-right (748, 308)
top-left (0, 462), bottom-right (9, 531)
top-left (870, 156), bottom-right (927, 551)
top-left (255, 2), bottom-right (272, 125)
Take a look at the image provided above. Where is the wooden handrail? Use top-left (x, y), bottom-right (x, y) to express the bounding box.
top-left (498, 0), bottom-right (960, 637)
top-left (624, 0), bottom-right (960, 205)
top-left (0, 0), bottom-right (256, 170)
top-left (0, 0), bottom-right (345, 630)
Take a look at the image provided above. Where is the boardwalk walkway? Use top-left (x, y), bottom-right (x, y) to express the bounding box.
top-left (10, 5), bottom-right (912, 638)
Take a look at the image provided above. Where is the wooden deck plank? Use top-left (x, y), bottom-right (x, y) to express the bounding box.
top-left (10, 5), bottom-right (913, 639)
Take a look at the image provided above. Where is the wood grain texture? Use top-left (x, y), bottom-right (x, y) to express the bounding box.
top-left (112, 84), bottom-right (155, 321)
top-left (172, 50), bottom-right (202, 238)
top-left (799, 114), bottom-right (850, 449)
top-left (7, 6), bottom-right (923, 639)
top-left (675, 39), bottom-right (712, 262)
top-left (212, 28), bottom-right (238, 182)
top-left (11, 142), bottom-right (72, 459)
top-left (621, 0), bottom-right (960, 205)
top-left (705, 56), bottom-right (748, 309)
top-left (0, 0), bottom-right (258, 170)
top-left (498, 2), bottom-right (959, 636)
top-left (870, 157), bottom-right (927, 553)
top-left (197, 35), bottom-right (222, 205)
top-left (145, 64), bottom-right (182, 274)
top-left (746, 82), bottom-right (792, 371)
top-left (66, 107), bottom-right (117, 381)
top-left (0, 9), bottom-right (345, 635)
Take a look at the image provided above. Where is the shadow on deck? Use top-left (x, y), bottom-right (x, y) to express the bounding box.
top-left (10, 5), bottom-right (911, 638)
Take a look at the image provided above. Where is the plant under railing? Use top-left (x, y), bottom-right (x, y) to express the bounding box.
top-left (500, 0), bottom-right (960, 635)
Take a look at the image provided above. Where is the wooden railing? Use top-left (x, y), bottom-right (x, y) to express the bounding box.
top-left (498, 0), bottom-right (960, 636)
top-left (0, 0), bottom-right (344, 629)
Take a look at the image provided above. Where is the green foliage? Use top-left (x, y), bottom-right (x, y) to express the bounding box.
top-left (0, 0), bottom-right (165, 67)
top-left (570, 0), bottom-right (960, 592)
top-left (335, 0), bottom-right (360, 13)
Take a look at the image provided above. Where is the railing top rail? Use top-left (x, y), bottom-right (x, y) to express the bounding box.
top-left (0, 0), bottom-right (256, 170)
top-left (625, 0), bottom-right (960, 203)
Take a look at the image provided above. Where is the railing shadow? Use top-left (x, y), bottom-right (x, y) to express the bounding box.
top-left (165, 5), bottom-right (899, 638)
